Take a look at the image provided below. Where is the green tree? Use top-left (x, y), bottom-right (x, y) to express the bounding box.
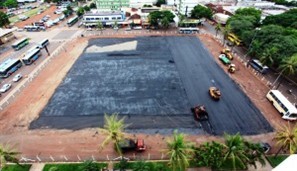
top-left (191, 5), bottom-right (212, 19)
top-left (84, 5), bottom-right (90, 12)
top-left (148, 11), bottom-right (174, 29)
top-left (262, 9), bottom-right (297, 28)
top-left (194, 141), bottom-right (225, 169)
top-left (0, 12), bottom-right (10, 28)
top-left (259, 47), bottom-right (278, 66)
top-left (0, 144), bottom-right (20, 170)
top-left (222, 133), bottom-right (249, 170)
top-left (274, 123), bottom-right (297, 156)
top-left (215, 23), bottom-right (222, 37)
top-left (100, 113), bottom-right (128, 155)
top-left (222, 24), bottom-right (231, 46)
top-left (3, 0), bottom-right (17, 8)
top-left (132, 160), bottom-right (151, 171)
top-left (234, 7), bottom-right (261, 25)
top-left (272, 54), bottom-right (297, 86)
top-left (97, 21), bottom-right (103, 33)
top-left (156, 0), bottom-right (166, 7)
top-left (89, 2), bottom-right (96, 9)
top-left (76, 7), bottom-right (85, 17)
top-left (161, 17), bottom-right (169, 29)
top-left (165, 130), bottom-right (194, 171)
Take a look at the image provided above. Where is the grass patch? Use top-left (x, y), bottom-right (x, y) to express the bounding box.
top-left (43, 163), bottom-right (107, 171)
top-left (9, 6), bottom-right (48, 23)
top-left (113, 161), bottom-right (171, 171)
top-left (266, 155), bottom-right (289, 168)
top-left (2, 164), bottom-right (31, 171)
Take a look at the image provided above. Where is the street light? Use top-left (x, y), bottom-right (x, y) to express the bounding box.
top-left (243, 27), bottom-right (261, 60)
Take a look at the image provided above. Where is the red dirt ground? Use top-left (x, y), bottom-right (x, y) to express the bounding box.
top-left (0, 31), bottom-right (291, 162)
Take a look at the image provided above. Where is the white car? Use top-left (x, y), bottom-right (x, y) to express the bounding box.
top-left (0, 84), bottom-right (11, 93)
top-left (13, 74), bottom-right (22, 82)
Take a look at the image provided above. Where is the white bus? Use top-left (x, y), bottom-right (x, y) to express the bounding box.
top-left (266, 90), bottom-right (297, 120)
top-left (22, 48), bottom-right (41, 65)
top-left (178, 27), bottom-right (199, 34)
top-left (38, 39), bottom-right (49, 49)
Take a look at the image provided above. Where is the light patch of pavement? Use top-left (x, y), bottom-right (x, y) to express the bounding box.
top-left (86, 40), bottom-right (137, 53)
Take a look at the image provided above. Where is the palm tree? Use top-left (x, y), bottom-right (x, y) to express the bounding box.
top-left (100, 113), bottom-right (128, 155)
top-left (272, 54), bottom-right (297, 86)
top-left (259, 47), bottom-right (278, 67)
top-left (215, 23), bottom-right (222, 37)
top-left (222, 133), bottom-right (249, 170)
top-left (0, 144), bottom-right (20, 170)
top-left (165, 130), bottom-right (194, 171)
top-left (222, 24), bottom-right (231, 46)
top-left (97, 21), bottom-right (103, 34)
top-left (274, 123), bottom-right (297, 157)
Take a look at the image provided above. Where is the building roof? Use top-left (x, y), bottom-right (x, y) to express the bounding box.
top-left (0, 29), bottom-right (14, 38)
top-left (85, 10), bottom-right (123, 16)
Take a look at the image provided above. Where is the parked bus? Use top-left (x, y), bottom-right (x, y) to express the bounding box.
top-left (38, 39), bottom-right (49, 49)
top-left (0, 59), bottom-right (22, 78)
top-left (12, 38), bottom-right (29, 51)
top-left (227, 33), bottom-right (242, 46)
top-left (266, 90), bottom-right (297, 120)
top-left (22, 48), bottom-right (41, 65)
top-left (24, 25), bottom-right (40, 32)
top-left (178, 27), bottom-right (199, 34)
top-left (67, 16), bottom-right (78, 27)
top-left (249, 59), bottom-right (269, 74)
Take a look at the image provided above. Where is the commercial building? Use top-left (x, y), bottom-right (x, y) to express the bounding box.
top-left (83, 11), bottom-right (126, 27)
top-left (94, 0), bottom-right (130, 11)
top-left (167, 0), bottom-right (217, 16)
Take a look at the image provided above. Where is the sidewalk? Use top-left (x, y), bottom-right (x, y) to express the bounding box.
top-left (29, 163), bottom-right (45, 171)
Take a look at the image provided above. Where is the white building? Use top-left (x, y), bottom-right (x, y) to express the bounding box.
top-left (83, 10), bottom-right (126, 26)
top-left (129, 0), bottom-right (157, 8)
top-left (167, 0), bottom-right (217, 17)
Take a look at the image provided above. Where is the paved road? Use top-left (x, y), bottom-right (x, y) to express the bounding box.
top-left (31, 36), bottom-right (273, 135)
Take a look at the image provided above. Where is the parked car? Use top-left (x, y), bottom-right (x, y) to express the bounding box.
top-left (53, 18), bottom-right (60, 24)
top-left (13, 74), bottom-right (22, 82)
top-left (209, 87), bottom-right (221, 100)
top-left (59, 14), bottom-right (65, 20)
top-left (219, 54), bottom-right (231, 65)
top-left (19, 15), bottom-right (29, 21)
top-left (54, 10), bottom-right (62, 14)
top-left (133, 26), bottom-right (142, 30)
top-left (0, 84), bottom-right (12, 93)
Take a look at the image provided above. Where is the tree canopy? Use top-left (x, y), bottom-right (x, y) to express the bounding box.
top-left (148, 10), bottom-right (175, 28)
top-left (155, 0), bottom-right (166, 7)
top-left (262, 9), bottom-right (297, 28)
top-left (234, 7), bottom-right (261, 24)
top-left (0, 11), bottom-right (10, 28)
top-left (191, 5), bottom-right (212, 19)
top-left (3, 0), bottom-right (17, 8)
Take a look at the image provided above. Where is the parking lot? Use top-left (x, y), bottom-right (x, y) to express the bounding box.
top-left (29, 36), bottom-right (273, 135)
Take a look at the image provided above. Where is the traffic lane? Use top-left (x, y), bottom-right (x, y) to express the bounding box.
top-left (0, 42), bottom-right (61, 99)
top-left (168, 36), bottom-right (273, 135)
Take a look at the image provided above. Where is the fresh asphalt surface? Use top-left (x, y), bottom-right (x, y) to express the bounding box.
top-left (30, 36), bottom-right (273, 135)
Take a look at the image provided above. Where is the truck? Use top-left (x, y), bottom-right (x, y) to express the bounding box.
top-left (118, 139), bottom-right (146, 153)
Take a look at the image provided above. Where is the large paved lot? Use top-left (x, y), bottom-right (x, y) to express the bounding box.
top-left (30, 36), bottom-right (273, 135)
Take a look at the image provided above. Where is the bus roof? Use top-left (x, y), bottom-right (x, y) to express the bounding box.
top-left (67, 16), bottom-right (78, 23)
top-left (22, 48), bottom-right (40, 60)
top-left (270, 90), bottom-right (297, 113)
top-left (0, 58), bottom-right (19, 72)
top-left (12, 37), bottom-right (28, 46)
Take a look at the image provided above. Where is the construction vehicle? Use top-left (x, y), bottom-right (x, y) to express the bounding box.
top-left (228, 64), bottom-right (236, 73)
top-left (118, 139), bottom-right (146, 153)
top-left (191, 105), bottom-right (214, 134)
top-left (221, 48), bottom-right (233, 60)
top-left (209, 87), bottom-right (221, 100)
top-left (191, 105), bottom-right (208, 121)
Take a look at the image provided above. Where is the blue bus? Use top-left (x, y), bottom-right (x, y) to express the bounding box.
top-left (22, 48), bottom-right (41, 65)
top-left (0, 59), bottom-right (23, 78)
